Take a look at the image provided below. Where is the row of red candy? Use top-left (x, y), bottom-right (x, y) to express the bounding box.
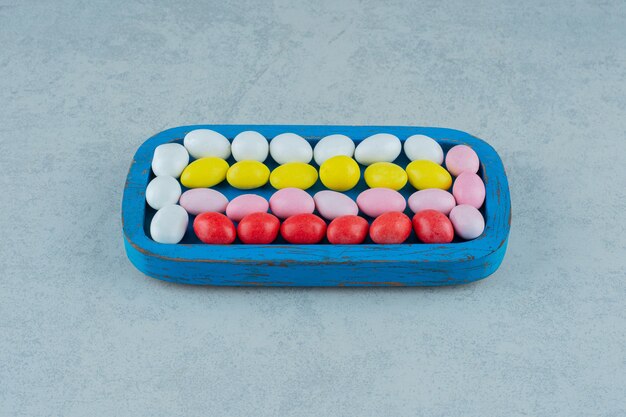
top-left (193, 210), bottom-right (454, 245)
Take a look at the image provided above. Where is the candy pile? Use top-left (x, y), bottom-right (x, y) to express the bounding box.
top-left (147, 129), bottom-right (486, 245)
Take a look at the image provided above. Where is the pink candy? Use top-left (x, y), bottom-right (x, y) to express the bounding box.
top-left (356, 188), bottom-right (406, 218)
top-left (445, 145), bottom-right (479, 176)
top-left (226, 194), bottom-right (269, 221)
top-left (408, 189), bottom-right (456, 215)
top-left (179, 188), bottom-right (228, 215)
top-left (452, 172), bottom-right (485, 209)
top-left (313, 190), bottom-right (358, 220)
top-left (450, 204), bottom-right (485, 240)
top-left (269, 188), bottom-right (315, 219)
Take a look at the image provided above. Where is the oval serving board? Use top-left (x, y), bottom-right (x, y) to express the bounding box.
top-left (122, 125), bottom-right (511, 286)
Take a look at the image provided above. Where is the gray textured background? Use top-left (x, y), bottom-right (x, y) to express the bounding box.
top-left (1, 1), bottom-right (625, 416)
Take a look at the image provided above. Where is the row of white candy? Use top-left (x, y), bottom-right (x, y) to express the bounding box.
top-left (180, 129), bottom-right (445, 167)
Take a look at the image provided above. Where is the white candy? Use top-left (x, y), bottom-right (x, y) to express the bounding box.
top-left (354, 133), bottom-right (401, 166)
top-left (146, 176), bottom-right (182, 210)
top-left (151, 143), bottom-right (189, 178)
top-left (150, 205), bottom-right (189, 244)
top-left (269, 133), bottom-right (312, 164)
top-left (403, 135), bottom-right (444, 164)
top-left (183, 129), bottom-right (231, 160)
top-left (313, 134), bottom-right (355, 166)
top-left (231, 131), bottom-right (269, 162)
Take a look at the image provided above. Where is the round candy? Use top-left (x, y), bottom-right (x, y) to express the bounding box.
top-left (183, 129), bottom-right (231, 160)
top-left (145, 176), bottom-right (181, 210)
top-left (280, 214), bottom-right (326, 244)
top-left (150, 205), bottom-right (188, 244)
top-left (180, 157), bottom-right (229, 188)
top-left (408, 189), bottom-right (456, 215)
top-left (226, 160), bottom-right (270, 189)
top-left (226, 194), bottom-right (269, 222)
top-left (269, 188), bottom-right (315, 219)
top-left (313, 190), bottom-right (359, 220)
top-left (327, 215), bottom-right (369, 244)
top-left (237, 212), bottom-right (280, 244)
top-left (452, 172), bottom-right (485, 208)
top-left (151, 143), bottom-right (189, 178)
top-left (269, 162), bottom-right (318, 190)
top-left (193, 212), bottom-right (236, 244)
top-left (449, 205), bottom-right (485, 240)
top-left (231, 131), bottom-right (269, 162)
top-left (313, 134), bottom-right (355, 166)
top-left (354, 133), bottom-right (402, 165)
top-left (269, 133), bottom-right (312, 164)
top-left (319, 156), bottom-right (360, 191)
top-left (356, 188), bottom-right (406, 218)
top-left (364, 162), bottom-right (407, 190)
top-left (403, 135), bottom-right (444, 164)
top-left (369, 212), bottom-right (412, 244)
top-left (445, 145), bottom-right (479, 176)
top-left (412, 210), bottom-right (454, 243)
top-left (179, 188), bottom-right (228, 215)
top-left (406, 160), bottom-right (452, 190)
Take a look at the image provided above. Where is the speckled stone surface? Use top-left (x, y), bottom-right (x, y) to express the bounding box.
top-left (1, 1), bottom-right (625, 416)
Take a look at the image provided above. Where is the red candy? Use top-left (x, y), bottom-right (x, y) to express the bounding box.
top-left (193, 212), bottom-right (236, 244)
top-left (412, 209), bottom-right (454, 243)
top-left (327, 215), bottom-right (369, 244)
top-left (369, 212), bottom-right (412, 244)
top-left (237, 212), bottom-right (280, 244)
top-left (280, 214), bottom-right (327, 244)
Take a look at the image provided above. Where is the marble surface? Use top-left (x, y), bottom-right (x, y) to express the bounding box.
top-left (1, 1), bottom-right (625, 416)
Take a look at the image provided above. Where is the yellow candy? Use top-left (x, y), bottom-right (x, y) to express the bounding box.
top-left (319, 156), bottom-right (360, 191)
top-left (270, 162), bottom-right (318, 190)
top-left (180, 157), bottom-right (229, 188)
top-left (226, 160), bottom-right (270, 189)
top-left (364, 162), bottom-right (407, 190)
top-left (406, 160), bottom-right (452, 190)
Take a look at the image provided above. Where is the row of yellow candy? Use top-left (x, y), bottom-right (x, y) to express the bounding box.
top-left (180, 155), bottom-right (452, 191)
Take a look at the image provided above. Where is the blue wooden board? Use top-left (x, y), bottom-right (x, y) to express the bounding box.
top-left (122, 125), bottom-right (511, 286)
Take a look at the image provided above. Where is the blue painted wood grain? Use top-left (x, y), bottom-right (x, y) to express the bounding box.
top-left (122, 125), bottom-right (511, 286)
